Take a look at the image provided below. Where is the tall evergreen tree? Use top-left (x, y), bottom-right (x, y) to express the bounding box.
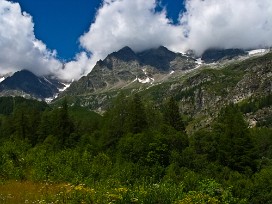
top-left (215, 104), bottom-right (257, 172)
top-left (55, 99), bottom-right (74, 147)
top-left (13, 107), bottom-right (28, 139)
top-left (163, 97), bottom-right (185, 131)
top-left (37, 110), bottom-right (52, 143)
top-left (128, 94), bottom-right (148, 134)
top-left (101, 92), bottom-right (129, 147)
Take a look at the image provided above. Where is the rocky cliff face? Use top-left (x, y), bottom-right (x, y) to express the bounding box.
top-left (62, 46), bottom-right (197, 96)
top-left (162, 53), bottom-right (272, 132)
top-left (59, 49), bottom-right (272, 132)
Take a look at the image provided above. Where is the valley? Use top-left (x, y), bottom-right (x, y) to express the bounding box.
top-left (0, 47), bottom-right (272, 203)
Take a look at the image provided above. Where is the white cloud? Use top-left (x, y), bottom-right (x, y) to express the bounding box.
top-left (181, 0), bottom-right (272, 54)
top-left (1, 0), bottom-right (272, 82)
top-left (78, 0), bottom-right (272, 74)
top-left (59, 52), bottom-right (92, 81)
top-left (79, 0), bottom-right (185, 64)
top-left (0, 0), bottom-right (64, 77)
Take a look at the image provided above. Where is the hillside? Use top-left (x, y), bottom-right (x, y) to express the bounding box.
top-left (58, 49), bottom-right (272, 132)
top-left (61, 46), bottom-right (196, 97)
top-left (0, 70), bottom-right (65, 100)
top-left (0, 50), bottom-right (272, 204)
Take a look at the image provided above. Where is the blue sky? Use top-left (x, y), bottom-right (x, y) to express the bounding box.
top-left (12, 0), bottom-right (185, 60)
top-left (1, 0), bottom-right (272, 80)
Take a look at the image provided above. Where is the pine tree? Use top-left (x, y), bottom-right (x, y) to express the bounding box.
top-left (55, 99), bottom-right (74, 147)
top-left (13, 107), bottom-right (28, 139)
top-left (128, 94), bottom-right (148, 134)
top-left (163, 97), bottom-right (185, 131)
top-left (215, 104), bottom-right (257, 172)
top-left (37, 110), bottom-right (52, 143)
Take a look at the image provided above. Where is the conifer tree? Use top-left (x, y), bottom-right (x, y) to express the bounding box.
top-left (13, 107), bottom-right (28, 139)
top-left (56, 99), bottom-right (74, 147)
top-left (128, 94), bottom-right (148, 134)
top-left (102, 92), bottom-right (129, 145)
top-left (37, 110), bottom-right (52, 143)
top-left (163, 97), bottom-right (185, 131)
top-left (215, 104), bottom-right (257, 172)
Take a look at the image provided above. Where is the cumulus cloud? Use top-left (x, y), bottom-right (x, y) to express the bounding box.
top-left (181, 0), bottom-right (272, 55)
top-left (79, 0), bottom-right (185, 67)
top-left (59, 52), bottom-right (92, 81)
top-left (1, 0), bottom-right (272, 81)
top-left (78, 0), bottom-right (272, 73)
top-left (0, 0), bottom-right (89, 81)
top-left (0, 0), bottom-right (63, 77)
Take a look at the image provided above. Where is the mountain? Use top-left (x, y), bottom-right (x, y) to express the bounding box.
top-left (62, 46), bottom-right (197, 96)
top-left (0, 70), bottom-right (65, 100)
top-left (58, 46), bottom-right (272, 132)
top-left (1, 46), bottom-right (270, 132)
top-left (201, 48), bottom-right (247, 63)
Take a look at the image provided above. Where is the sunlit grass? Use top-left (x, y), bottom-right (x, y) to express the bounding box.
top-left (0, 180), bottom-right (70, 204)
top-left (0, 179), bottom-right (241, 203)
top-left (0, 179), bottom-right (185, 204)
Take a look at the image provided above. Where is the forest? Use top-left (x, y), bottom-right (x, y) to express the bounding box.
top-left (0, 95), bottom-right (272, 203)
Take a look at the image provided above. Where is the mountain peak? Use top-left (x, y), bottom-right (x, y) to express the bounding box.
top-left (4, 69), bottom-right (38, 83)
top-left (108, 46), bottom-right (137, 62)
top-left (119, 46), bottom-right (135, 53)
top-left (137, 46), bottom-right (178, 71)
top-left (0, 69), bottom-right (63, 100)
top-left (62, 45), bottom-right (197, 97)
top-left (157, 45), bottom-right (172, 52)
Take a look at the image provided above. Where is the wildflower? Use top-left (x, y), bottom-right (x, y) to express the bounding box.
top-left (131, 198), bottom-right (139, 203)
top-left (153, 184), bottom-right (159, 188)
top-left (115, 187), bottom-right (128, 193)
top-left (107, 193), bottom-right (123, 201)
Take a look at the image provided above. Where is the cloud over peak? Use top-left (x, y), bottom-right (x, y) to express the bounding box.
top-left (1, 0), bottom-right (272, 81)
top-left (80, 0), bottom-right (272, 66)
top-left (182, 0), bottom-right (272, 54)
top-left (79, 0), bottom-right (184, 68)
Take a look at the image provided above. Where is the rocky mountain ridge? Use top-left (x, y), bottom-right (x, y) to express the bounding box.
top-left (62, 46), bottom-right (197, 96)
top-left (0, 70), bottom-right (66, 100)
top-left (1, 46), bottom-right (271, 133)
top-left (57, 48), bottom-right (272, 132)
top-left (0, 45), bottom-right (271, 132)
top-left (0, 46), bottom-right (267, 103)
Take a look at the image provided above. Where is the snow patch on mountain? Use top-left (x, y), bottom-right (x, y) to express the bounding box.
top-left (136, 69), bottom-right (155, 84)
top-left (59, 82), bottom-right (72, 92)
top-left (138, 77), bottom-right (152, 84)
top-left (45, 95), bottom-right (58, 104)
top-left (196, 58), bottom-right (203, 65)
top-left (45, 82), bottom-right (72, 103)
top-left (248, 49), bottom-right (269, 56)
top-left (0, 77), bottom-right (5, 83)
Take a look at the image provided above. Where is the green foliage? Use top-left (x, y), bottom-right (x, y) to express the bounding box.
top-left (251, 128), bottom-right (272, 161)
top-left (214, 104), bottom-right (258, 172)
top-left (0, 96), bottom-right (48, 115)
top-left (0, 139), bottom-right (31, 180)
top-left (127, 93), bottom-right (148, 134)
top-left (163, 97), bottom-right (185, 131)
top-left (101, 92), bottom-right (130, 147)
top-left (239, 94), bottom-right (272, 114)
top-left (251, 166), bottom-right (272, 203)
top-left (191, 129), bottom-right (217, 162)
top-left (0, 95), bottom-right (272, 202)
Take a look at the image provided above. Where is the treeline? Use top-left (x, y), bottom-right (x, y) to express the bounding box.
top-left (0, 95), bottom-right (272, 203)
